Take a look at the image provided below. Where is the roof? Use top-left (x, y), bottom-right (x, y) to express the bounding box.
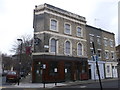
top-left (35, 3), bottom-right (86, 23)
top-left (86, 25), bottom-right (115, 35)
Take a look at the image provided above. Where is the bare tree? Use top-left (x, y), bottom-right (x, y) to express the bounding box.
top-left (11, 34), bottom-right (33, 75)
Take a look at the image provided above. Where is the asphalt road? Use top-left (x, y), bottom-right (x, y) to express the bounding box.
top-left (53, 79), bottom-right (119, 89)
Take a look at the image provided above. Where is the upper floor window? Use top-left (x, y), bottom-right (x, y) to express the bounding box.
top-left (50, 19), bottom-right (58, 31)
top-left (65, 41), bottom-right (71, 55)
top-left (111, 51), bottom-right (114, 59)
top-left (77, 27), bottom-right (82, 37)
top-left (64, 23), bottom-right (71, 34)
top-left (89, 34), bottom-right (94, 43)
top-left (110, 39), bottom-right (113, 47)
top-left (77, 43), bottom-right (83, 56)
top-left (97, 49), bottom-right (101, 58)
top-left (97, 36), bottom-right (101, 45)
top-left (104, 38), bottom-right (108, 46)
top-left (50, 38), bottom-right (57, 53)
top-left (105, 50), bottom-right (109, 59)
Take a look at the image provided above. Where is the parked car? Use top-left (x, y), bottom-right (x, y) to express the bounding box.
top-left (2, 70), bottom-right (9, 76)
top-left (6, 71), bottom-right (19, 82)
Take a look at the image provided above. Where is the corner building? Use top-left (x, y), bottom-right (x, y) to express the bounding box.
top-left (32, 3), bottom-right (88, 83)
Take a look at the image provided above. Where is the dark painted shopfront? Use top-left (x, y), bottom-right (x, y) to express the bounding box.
top-left (32, 55), bottom-right (89, 83)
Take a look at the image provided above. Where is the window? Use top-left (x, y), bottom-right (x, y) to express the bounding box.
top-left (64, 23), bottom-right (71, 34)
top-left (111, 51), bottom-right (114, 59)
top-left (97, 37), bottom-right (101, 45)
top-left (104, 38), bottom-right (108, 46)
top-left (90, 35), bottom-right (94, 43)
top-left (50, 38), bottom-right (56, 53)
top-left (107, 66), bottom-right (110, 73)
top-left (77, 43), bottom-right (83, 56)
top-left (50, 19), bottom-right (58, 31)
top-left (77, 27), bottom-right (82, 37)
top-left (97, 50), bottom-right (101, 58)
top-left (65, 41), bottom-right (71, 55)
top-left (110, 40), bottom-right (113, 47)
top-left (82, 62), bottom-right (86, 73)
top-left (105, 51), bottom-right (109, 59)
top-left (49, 61), bottom-right (58, 76)
top-left (89, 34), bottom-right (94, 48)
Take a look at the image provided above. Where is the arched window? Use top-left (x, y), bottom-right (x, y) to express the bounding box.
top-left (50, 38), bottom-right (56, 52)
top-left (50, 19), bottom-right (58, 31)
top-left (65, 41), bottom-right (71, 55)
top-left (77, 43), bottom-right (82, 56)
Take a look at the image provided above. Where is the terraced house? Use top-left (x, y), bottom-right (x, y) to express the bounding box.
top-left (32, 3), bottom-right (88, 83)
top-left (86, 25), bottom-right (118, 80)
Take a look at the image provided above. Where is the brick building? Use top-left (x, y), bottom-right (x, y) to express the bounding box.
top-left (86, 25), bottom-right (118, 80)
top-left (32, 3), bottom-right (89, 83)
top-left (116, 45), bottom-right (120, 79)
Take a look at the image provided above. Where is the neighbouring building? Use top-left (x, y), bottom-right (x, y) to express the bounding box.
top-left (86, 25), bottom-right (118, 80)
top-left (116, 45), bottom-right (120, 79)
top-left (32, 3), bottom-right (89, 83)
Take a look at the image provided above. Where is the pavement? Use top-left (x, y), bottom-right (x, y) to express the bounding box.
top-left (12, 73), bottom-right (119, 88)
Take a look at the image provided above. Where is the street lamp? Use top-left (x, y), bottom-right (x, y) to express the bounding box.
top-left (17, 39), bottom-right (23, 85)
top-left (54, 39), bottom-right (59, 86)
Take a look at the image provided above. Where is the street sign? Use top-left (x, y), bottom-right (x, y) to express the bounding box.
top-left (93, 55), bottom-right (98, 61)
top-left (44, 45), bottom-right (49, 49)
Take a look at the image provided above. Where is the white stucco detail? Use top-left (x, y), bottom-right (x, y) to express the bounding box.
top-left (88, 60), bottom-right (105, 80)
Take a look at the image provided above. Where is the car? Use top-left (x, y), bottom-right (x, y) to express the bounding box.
top-left (6, 71), bottom-right (19, 82)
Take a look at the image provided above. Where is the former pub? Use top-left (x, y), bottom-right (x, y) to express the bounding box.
top-left (32, 3), bottom-right (89, 83)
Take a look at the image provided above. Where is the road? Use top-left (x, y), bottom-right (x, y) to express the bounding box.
top-left (53, 79), bottom-right (119, 89)
top-left (1, 76), bottom-right (120, 90)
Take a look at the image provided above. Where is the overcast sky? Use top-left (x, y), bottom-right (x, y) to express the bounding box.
top-left (0, 0), bottom-right (119, 55)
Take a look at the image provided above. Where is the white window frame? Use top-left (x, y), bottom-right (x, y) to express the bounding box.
top-left (111, 51), bottom-right (115, 59)
top-left (50, 18), bottom-right (58, 32)
top-left (104, 38), bottom-right (108, 46)
top-left (64, 22), bottom-right (71, 35)
top-left (97, 49), bottom-right (102, 58)
top-left (76, 26), bottom-right (83, 37)
top-left (49, 37), bottom-right (59, 54)
top-left (89, 34), bottom-right (94, 43)
top-left (77, 42), bottom-right (83, 56)
top-left (97, 36), bottom-right (101, 45)
top-left (64, 40), bottom-right (72, 55)
top-left (109, 39), bottom-right (113, 47)
top-left (105, 50), bottom-right (109, 59)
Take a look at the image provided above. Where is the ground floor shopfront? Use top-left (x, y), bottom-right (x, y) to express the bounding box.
top-left (88, 60), bottom-right (118, 80)
top-left (32, 55), bottom-right (89, 83)
top-left (88, 60), bottom-right (105, 80)
top-left (105, 62), bottom-right (118, 78)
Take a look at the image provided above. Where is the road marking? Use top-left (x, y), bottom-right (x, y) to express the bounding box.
top-left (80, 86), bottom-right (86, 88)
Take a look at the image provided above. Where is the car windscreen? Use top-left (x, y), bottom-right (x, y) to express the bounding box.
top-left (8, 71), bottom-right (17, 75)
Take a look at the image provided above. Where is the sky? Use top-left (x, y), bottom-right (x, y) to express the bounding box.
top-left (0, 0), bottom-right (119, 55)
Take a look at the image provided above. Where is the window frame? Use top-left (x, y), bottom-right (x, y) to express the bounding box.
top-left (76, 26), bottom-right (83, 37)
top-left (50, 18), bottom-right (58, 32)
top-left (97, 49), bottom-right (102, 58)
top-left (64, 22), bottom-right (71, 35)
top-left (105, 50), bottom-right (109, 59)
top-left (49, 37), bottom-right (58, 54)
top-left (64, 40), bottom-right (72, 55)
top-left (77, 42), bottom-right (83, 56)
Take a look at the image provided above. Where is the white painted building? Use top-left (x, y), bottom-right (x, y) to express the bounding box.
top-left (88, 60), bottom-right (105, 80)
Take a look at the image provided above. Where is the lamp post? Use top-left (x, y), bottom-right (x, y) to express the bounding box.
top-left (92, 42), bottom-right (102, 90)
top-left (54, 39), bottom-right (59, 86)
top-left (17, 39), bottom-right (23, 85)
